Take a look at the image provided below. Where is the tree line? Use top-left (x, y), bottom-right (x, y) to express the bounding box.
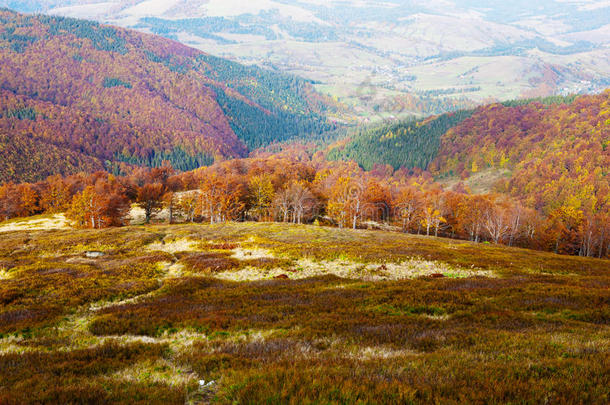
top-left (1, 156), bottom-right (607, 259)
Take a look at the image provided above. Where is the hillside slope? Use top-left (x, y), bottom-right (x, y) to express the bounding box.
top-left (0, 222), bottom-right (608, 403)
top-left (326, 110), bottom-right (474, 171)
top-left (0, 132), bottom-right (105, 183)
top-left (326, 92), bottom-right (609, 213)
top-left (430, 92), bottom-right (610, 212)
top-left (0, 9), bottom-right (333, 182)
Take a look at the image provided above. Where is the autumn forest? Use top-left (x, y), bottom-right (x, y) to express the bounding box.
top-left (2, 88), bottom-right (608, 258)
top-left (0, 9), bottom-right (333, 182)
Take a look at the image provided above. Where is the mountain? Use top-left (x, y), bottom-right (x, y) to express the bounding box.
top-left (0, 9), bottom-right (334, 182)
top-left (326, 91), bottom-right (610, 214)
top-left (430, 92), bottom-right (610, 213)
top-left (10, 0), bottom-right (610, 119)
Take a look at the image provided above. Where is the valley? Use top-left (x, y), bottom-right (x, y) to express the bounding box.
top-left (6, 0), bottom-right (610, 118)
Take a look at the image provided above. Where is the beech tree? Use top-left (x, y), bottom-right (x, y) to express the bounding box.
top-left (484, 200), bottom-right (511, 244)
top-left (67, 178), bottom-right (129, 228)
top-left (457, 195), bottom-right (492, 243)
top-left (0, 183), bottom-right (20, 221)
top-left (547, 205), bottom-right (583, 254)
top-left (198, 172), bottom-right (223, 224)
top-left (327, 176), bottom-right (365, 229)
top-left (248, 175), bottom-right (275, 221)
top-left (136, 183), bottom-right (165, 224)
top-left (393, 186), bottom-right (422, 233)
top-left (198, 171), bottom-right (246, 223)
top-left (506, 203), bottom-right (524, 247)
top-left (273, 188), bottom-right (292, 223)
top-left (421, 206), bottom-right (445, 237)
top-left (429, 191), bottom-right (448, 237)
top-left (17, 184), bottom-right (38, 217)
top-left (178, 191), bottom-right (199, 223)
top-left (286, 181), bottom-right (317, 224)
top-left (163, 191), bottom-right (176, 224)
top-left (39, 175), bottom-right (72, 213)
top-left (69, 187), bottom-right (102, 229)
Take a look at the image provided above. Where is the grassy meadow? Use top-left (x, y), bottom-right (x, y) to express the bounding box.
top-left (0, 222), bottom-right (608, 404)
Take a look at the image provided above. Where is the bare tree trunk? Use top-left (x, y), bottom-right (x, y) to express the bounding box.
top-left (555, 238), bottom-right (560, 254)
top-left (145, 201), bottom-right (152, 224)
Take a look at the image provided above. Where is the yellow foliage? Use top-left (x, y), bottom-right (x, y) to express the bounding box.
top-left (499, 153), bottom-right (510, 168)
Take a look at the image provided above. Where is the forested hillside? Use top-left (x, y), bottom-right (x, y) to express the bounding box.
top-left (0, 9), bottom-right (333, 182)
top-left (326, 110), bottom-right (474, 171)
top-left (326, 93), bottom-right (608, 202)
top-left (326, 95), bottom-right (583, 172)
top-left (430, 92), bottom-right (610, 215)
top-left (0, 132), bottom-right (106, 183)
top-left (321, 91), bottom-right (609, 255)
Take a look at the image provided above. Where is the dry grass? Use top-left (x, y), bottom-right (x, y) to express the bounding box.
top-left (436, 168), bottom-right (511, 194)
top-left (215, 257), bottom-right (492, 282)
top-left (145, 238), bottom-right (199, 254)
top-left (0, 213), bottom-right (71, 233)
top-left (0, 222), bottom-right (608, 404)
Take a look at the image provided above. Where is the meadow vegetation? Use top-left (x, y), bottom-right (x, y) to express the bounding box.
top-left (0, 222), bottom-right (608, 403)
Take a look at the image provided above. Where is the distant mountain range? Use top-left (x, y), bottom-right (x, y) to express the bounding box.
top-left (5, 0), bottom-right (609, 118)
top-left (0, 9), bottom-right (334, 182)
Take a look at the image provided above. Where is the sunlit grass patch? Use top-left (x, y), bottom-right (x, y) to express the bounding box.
top-left (215, 255), bottom-right (491, 282)
top-left (110, 358), bottom-right (199, 388)
top-left (352, 345), bottom-right (419, 360)
top-left (0, 267), bottom-right (11, 280)
top-left (71, 242), bottom-right (119, 254)
top-left (0, 213), bottom-right (71, 233)
top-left (89, 288), bottom-right (162, 313)
top-left (146, 238), bottom-right (200, 254)
top-left (0, 213), bottom-right (58, 226)
top-left (231, 246), bottom-right (276, 260)
top-left (241, 257), bottom-right (295, 270)
top-left (199, 240), bottom-right (241, 251)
